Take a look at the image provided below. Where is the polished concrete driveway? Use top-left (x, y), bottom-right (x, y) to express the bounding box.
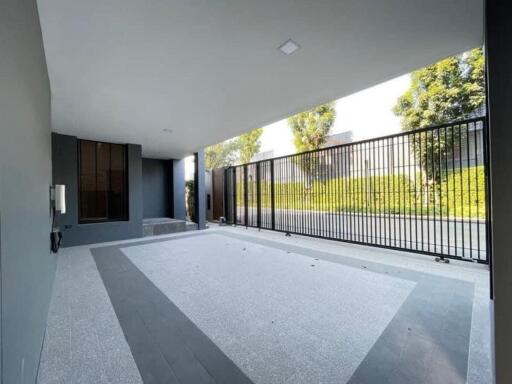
top-left (37, 226), bottom-right (491, 384)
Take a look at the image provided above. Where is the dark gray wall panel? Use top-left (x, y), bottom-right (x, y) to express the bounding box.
top-left (52, 133), bottom-right (143, 246)
top-left (0, 0), bottom-right (55, 382)
top-left (486, 2), bottom-right (512, 382)
top-left (142, 158), bottom-right (171, 218)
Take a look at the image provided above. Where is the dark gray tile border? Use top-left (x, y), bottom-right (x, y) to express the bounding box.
top-left (217, 231), bottom-right (474, 384)
top-left (92, 236), bottom-right (253, 384)
top-left (92, 231), bottom-right (474, 384)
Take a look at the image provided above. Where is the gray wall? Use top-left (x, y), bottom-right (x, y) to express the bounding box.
top-left (142, 158), bottom-right (171, 218)
top-left (0, 0), bottom-right (55, 382)
top-left (486, 2), bottom-right (512, 383)
top-left (52, 133), bottom-right (143, 246)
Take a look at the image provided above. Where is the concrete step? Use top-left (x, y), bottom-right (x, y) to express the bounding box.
top-left (143, 218), bottom-right (197, 237)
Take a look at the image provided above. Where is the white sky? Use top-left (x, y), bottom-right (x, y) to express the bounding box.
top-left (259, 74), bottom-right (411, 157)
top-left (186, 73), bottom-right (410, 178)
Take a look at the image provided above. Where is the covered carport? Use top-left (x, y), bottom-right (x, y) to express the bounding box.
top-left (3, 0), bottom-right (512, 383)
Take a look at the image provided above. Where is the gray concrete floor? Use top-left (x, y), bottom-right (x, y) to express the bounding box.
top-left (37, 225), bottom-right (491, 384)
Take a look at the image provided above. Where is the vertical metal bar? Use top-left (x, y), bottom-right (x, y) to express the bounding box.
top-left (466, 123), bottom-right (473, 259)
top-left (349, 146), bottom-right (353, 241)
top-left (243, 165), bottom-right (248, 227)
top-left (256, 162), bottom-right (261, 229)
top-left (444, 127), bottom-right (450, 256)
top-left (413, 134), bottom-right (418, 251)
top-left (403, 135), bottom-right (408, 249)
top-left (339, 147), bottom-right (342, 239)
top-left (458, 124), bottom-right (465, 257)
top-left (378, 139), bottom-right (383, 245)
top-left (432, 130), bottom-right (437, 252)
top-left (315, 152), bottom-right (320, 237)
top-left (371, 141), bottom-right (376, 244)
top-left (359, 143), bottom-right (364, 242)
top-left (276, 159), bottom-right (281, 231)
top-left (365, 142), bottom-right (369, 243)
top-left (426, 131), bottom-right (431, 252)
top-left (408, 134), bottom-right (413, 250)
top-left (452, 125), bottom-right (458, 256)
top-left (474, 121), bottom-right (481, 260)
top-left (327, 149), bottom-right (331, 238)
top-left (286, 158), bottom-right (290, 232)
top-left (234, 167), bottom-right (237, 225)
top-left (295, 156), bottom-right (299, 235)
top-left (397, 136), bottom-right (402, 248)
top-left (419, 132), bottom-right (424, 251)
top-left (270, 159), bottom-right (275, 230)
top-left (439, 127), bottom-right (444, 255)
top-left (346, 145), bottom-right (351, 241)
top-left (392, 138), bottom-right (397, 247)
top-left (331, 148), bottom-right (336, 239)
top-left (445, 126), bottom-right (451, 256)
top-left (289, 157), bottom-right (293, 233)
top-left (300, 154), bottom-right (305, 236)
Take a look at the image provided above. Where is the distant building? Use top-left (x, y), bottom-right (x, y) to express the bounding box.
top-left (251, 150), bottom-right (275, 163)
top-left (321, 131), bottom-right (354, 148)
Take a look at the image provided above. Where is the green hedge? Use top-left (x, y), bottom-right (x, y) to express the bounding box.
top-left (235, 166), bottom-right (486, 219)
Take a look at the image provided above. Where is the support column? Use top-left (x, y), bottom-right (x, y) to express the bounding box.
top-left (486, 2), bottom-right (512, 383)
top-left (194, 150), bottom-right (206, 229)
top-left (172, 158), bottom-right (186, 220)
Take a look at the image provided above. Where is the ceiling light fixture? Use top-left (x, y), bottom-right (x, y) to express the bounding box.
top-left (278, 39), bottom-right (300, 56)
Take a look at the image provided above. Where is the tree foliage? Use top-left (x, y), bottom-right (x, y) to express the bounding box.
top-left (288, 103), bottom-right (336, 181)
top-left (204, 127), bottom-right (263, 169)
top-left (288, 103), bottom-right (336, 153)
top-left (237, 128), bottom-right (263, 164)
top-left (394, 48), bottom-right (485, 130)
top-left (205, 140), bottom-right (239, 169)
top-left (393, 47), bottom-right (485, 185)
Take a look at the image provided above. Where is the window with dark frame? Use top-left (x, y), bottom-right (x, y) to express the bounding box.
top-left (79, 140), bottom-right (128, 223)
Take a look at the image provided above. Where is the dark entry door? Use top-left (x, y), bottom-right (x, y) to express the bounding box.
top-left (211, 168), bottom-right (224, 221)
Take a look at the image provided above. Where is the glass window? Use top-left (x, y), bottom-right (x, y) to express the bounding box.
top-left (79, 140), bottom-right (128, 222)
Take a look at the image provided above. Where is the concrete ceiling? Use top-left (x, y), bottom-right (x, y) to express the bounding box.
top-left (37, 0), bottom-right (483, 159)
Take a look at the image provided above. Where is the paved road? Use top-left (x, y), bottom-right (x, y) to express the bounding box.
top-left (235, 207), bottom-right (487, 262)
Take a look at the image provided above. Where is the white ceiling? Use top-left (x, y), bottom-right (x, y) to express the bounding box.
top-left (37, 0), bottom-right (483, 159)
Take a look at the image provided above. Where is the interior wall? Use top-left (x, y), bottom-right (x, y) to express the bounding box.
top-left (0, 0), bottom-right (55, 382)
top-left (142, 158), bottom-right (171, 218)
top-left (52, 133), bottom-right (143, 246)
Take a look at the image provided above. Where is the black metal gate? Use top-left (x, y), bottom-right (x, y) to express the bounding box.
top-left (223, 117), bottom-right (490, 263)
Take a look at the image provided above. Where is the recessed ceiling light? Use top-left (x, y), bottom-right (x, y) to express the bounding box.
top-left (163, 128), bottom-right (173, 134)
top-left (278, 39), bottom-right (300, 56)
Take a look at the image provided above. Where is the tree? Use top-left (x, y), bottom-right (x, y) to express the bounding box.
top-left (393, 48), bottom-right (485, 187)
top-left (205, 140), bottom-right (239, 169)
top-left (288, 103), bottom-right (336, 153)
top-left (236, 128), bottom-right (263, 164)
top-left (205, 127), bottom-right (263, 169)
top-left (394, 48), bottom-right (485, 131)
top-left (288, 103), bottom-right (336, 181)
